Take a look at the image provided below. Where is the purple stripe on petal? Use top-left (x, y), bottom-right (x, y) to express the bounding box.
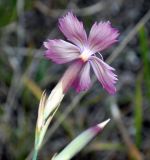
top-left (72, 62), bottom-right (91, 92)
top-left (44, 39), bottom-right (80, 64)
top-left (88, 21), bottom-right (119, 53)
top-left (58, 12), bottom-right (87, 50)
top-left (90, 56), bottom-right (117, 94)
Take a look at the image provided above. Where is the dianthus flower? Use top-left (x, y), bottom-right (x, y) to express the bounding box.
top-left (44, 12), bottom-right (119, 94)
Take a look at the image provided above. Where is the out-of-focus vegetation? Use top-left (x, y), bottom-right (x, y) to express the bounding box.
top-left (0, 0), bottom-right (150, 160)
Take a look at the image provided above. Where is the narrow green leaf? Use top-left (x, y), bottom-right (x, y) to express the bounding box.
top-left (36, 105), bottom-right (59, 150)
top-left (134, 77), bottom-right (143, 148)
top-left (52, 119), bottom-right (110, 160)
top-left (0, 0), bottom-right (17, 27)
top-left (138, 26), bottom-right (150, 97)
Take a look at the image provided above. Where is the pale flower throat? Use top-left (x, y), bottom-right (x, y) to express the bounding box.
top-left (79, 48), bottom-right (92, 62)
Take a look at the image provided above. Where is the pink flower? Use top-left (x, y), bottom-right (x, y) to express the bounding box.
top-left (44, 12), bottom-right (119, 94)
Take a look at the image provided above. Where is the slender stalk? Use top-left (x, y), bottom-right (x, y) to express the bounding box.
top-left (31, 61), bottom-right (83, 160)
top-left (32, 149), bottom-right (38, 160)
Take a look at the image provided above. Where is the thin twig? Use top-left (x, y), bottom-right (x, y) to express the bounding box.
top-left (2, 46), bottom-right (43, 58)
top-left (4, 0), bottom-right (25, 122)
top-left (107, 10), bottom-right (150, 64)
top-left (110, 99), bottom-right (143, 160)
top-left (35, 1), bottom-right (105, 17)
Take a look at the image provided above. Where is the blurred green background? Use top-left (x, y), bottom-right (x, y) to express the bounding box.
top-left (0, 0), bottom-right (150, 159)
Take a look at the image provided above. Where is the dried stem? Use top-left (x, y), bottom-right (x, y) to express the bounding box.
top-left (110, 99), bottom-right (143, 160)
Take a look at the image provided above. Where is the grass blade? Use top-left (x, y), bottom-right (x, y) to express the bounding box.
top-left (134, 76), bottom-right (143, 148)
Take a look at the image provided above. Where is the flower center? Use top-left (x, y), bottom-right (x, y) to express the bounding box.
top-left (79, 48), bottom-right (91, 62)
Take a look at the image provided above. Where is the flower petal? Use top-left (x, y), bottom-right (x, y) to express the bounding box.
top-left (59, 12), bottom-right (87, 50)
top-left (72, 62), bottom-right (91, 92)
top-left (44, 39), bottom-right (80, 64)
top-left (90, 56), bottom-right (118, 94)
top-left (88, 21), bottom-right (119, 53)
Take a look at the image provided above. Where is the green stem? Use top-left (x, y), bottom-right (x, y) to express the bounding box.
top-left (32, 149), bottom-right (38, 160)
